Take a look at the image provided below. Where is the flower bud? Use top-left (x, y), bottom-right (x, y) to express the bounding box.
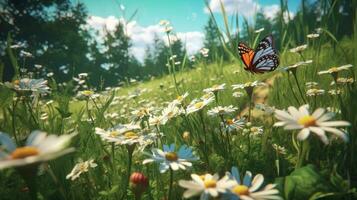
top-left (130, 172), bottom-right (149, 198)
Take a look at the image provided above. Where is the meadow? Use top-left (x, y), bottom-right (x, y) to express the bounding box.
top-left (0, 1), bottom-right (357, 200)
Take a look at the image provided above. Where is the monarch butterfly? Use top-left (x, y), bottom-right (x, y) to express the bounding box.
top-left (238, 35), bottom-right (279, 73)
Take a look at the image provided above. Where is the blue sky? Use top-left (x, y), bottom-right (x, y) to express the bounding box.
top-left (79, 0), bottom-right (302, 61)
top-left (81, 0), bottom-right (300, 32)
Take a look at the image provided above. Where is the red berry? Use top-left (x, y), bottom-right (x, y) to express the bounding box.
top-left (130, 172), bottom-right (149, 186)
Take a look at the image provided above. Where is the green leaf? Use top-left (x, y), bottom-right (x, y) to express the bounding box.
top-left (275, 165), bottom-right (333, 200)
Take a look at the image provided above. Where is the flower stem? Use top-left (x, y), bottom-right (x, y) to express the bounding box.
top-left (168, 168), bottom-right (174, 200)
top-left (198, 111), bottom-right (210, 169)
top-left (122, 145), bottom-right (134, 200)
top-left (296, 140), bottom-right (310, 168)
top-left (12, 98), bottom-right (19, 145)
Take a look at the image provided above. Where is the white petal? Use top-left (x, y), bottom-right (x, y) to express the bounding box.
top-left (297, 128), bottom-right (310, 141)
top-left (249, 174), bottom-right (264, 192)
top-left (309, 127), bottom-right (328, 144)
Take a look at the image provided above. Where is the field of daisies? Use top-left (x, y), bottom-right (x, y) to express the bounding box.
top-left (1, 5), bottom-right (357, 200)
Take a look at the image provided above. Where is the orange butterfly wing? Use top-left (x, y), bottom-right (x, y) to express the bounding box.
top-left (238, 43), bottom-right (255, 71)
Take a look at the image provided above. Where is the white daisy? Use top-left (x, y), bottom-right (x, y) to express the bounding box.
top-left (66, 159), bottom-right (97, 181)
top-left (306, 88), bottom-right (325, 96)
top-left (186, 97), bottom-right (214, 115)
top-left (179, 173), bottom-right (236, 199)
top-left (143, 144), bottom-right (198, 173)
top-left (307, 33), bottom-right (320, 39)
top-left (274, 104), bottom-right (350, 144)
top-left (171, 92), bottom-right (189, 105)
top-left (289, 44), bottom-right (308, 53)
top-left (225, 167), bottom-right (282, 200)
top-left (203, 83), bottom-right (226, 94)
top-left (0, 131), bottom-right (75, 170)
top-left (207, 105), bottom-right (237, 117)
top-left (3, 78), bottom-right (50, 96)
top-left (318, 64), bottom-right (353, 76)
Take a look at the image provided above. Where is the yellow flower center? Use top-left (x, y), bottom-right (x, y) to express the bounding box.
top-left (165, 152), bottom-right (178, 161)
top-left (251, 127), bottom-right (258, 132)
top-left (226, 119), bottom-right (234, 125)
top-left (232, 185), bottom-right (249, 196)
top-left (176, 95), bottom-right (183, 101)
top-left (244, 82), bottom-right (252, 87)
top-left (124, 131), bottom-right (138, 139)
top-left (329, 67), bottom-right (338, 73)
top-left (298, 115), bottom-right (316, 127)
top-left (13, 80), bottom-right (20, 85)
top-left (11, 147), bottom-right (39, 159)
top-left (204, 180), bottom-right (217, 188)
top-left (81, 90), bottom-right (93, 96)
top-left (202, 94), bottom-right (211, 99)
top-left (167, 111), bottom-right (174, 118)
top-left (109, 131), bottom-right (119, 137)
top-left (194, 102), bottom-right (204, 109)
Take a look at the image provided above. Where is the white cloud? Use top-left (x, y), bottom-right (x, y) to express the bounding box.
top-left (262, 4), bottom-right (294, 22)
top-left (176, 32), bottom-right (205, 55)
top-left (205, 0), bottom-right (259, 17)
top-left (86, 16), bottom-right (204, 62)
top-left (262, 4), bottom-right (280, 19)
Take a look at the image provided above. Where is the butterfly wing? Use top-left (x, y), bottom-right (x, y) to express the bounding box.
top-left (251, 35), bottom-right (279, 73)
top-left (238, 42), bottom-right (255, 71)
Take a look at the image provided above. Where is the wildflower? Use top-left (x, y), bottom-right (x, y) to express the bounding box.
top-left (224, 118), bottom-right (246, 132)
top-left (171, 92), bottom-right (189, 105)
top-left (190, 55), bottom-right (196, 62)
top-left (249, 126), bottom-right (264, 136)
top-left (130, 172), bottom-right (149, 198)
top-left (203, 83), bottom-right (225, 94)
top-left (255, 104), bottom-right (275, 115)
top-left (34, 64), bottom-right (43, 69)
top-left (79, 90), bottom-right (94, 98)
top-left (186, 97), bottom-right (214, 115)
top-left (149, 115), bottom-right (164, 126)
top-left (143, 144), bottom-right (198, 173)
top-left (225, 167), bottom-right (282, 200)
top-left (78, 73), bottom-right (88, 78)
top-left (20, 50), bottom-right (33, 58)
top-left (66, 159), bottom-right (97, 181)
top-left (131, 107), bottom-right (154, 122)
top-left (272, 144), bottom-right (287, 155)
top-left (331, 77), bottom-right (354, 85)
top-left (3, 78), bottom-right (50, 96)
top-left (305, 82), bottom-right (319, 88)
top-left (306, 88), bottom-right (325, 96)
top-left (0, 131), bottom-right (75, 170)
top-left (318, 64), bottom-right (353, 80)
top-left (161, 104), bottom-right (183, 124)
top-left (46, 72), bottom-right (54, 77)
top-left (207, 105), bottom-right (237, 117)
top-left (178, 173), bottom-right (236, 199)
top-left (283, 60), bottom-right (313, 73)
top-left (159, 20), bottom-right (170, 26)
top-left (255, 28), bottom-right (264, 33)
top-left (182, 131), bottom-right (190, 141)
top-left (289, 44), bottom-right (308, 53)
top-left (95, 124), bottom-right (141, 143)
top-left (200, 48), bottom-right (209, 57)
top-left (232, 81), bottom-right (266, 97)
top-left (164, 26), bottom-right (173, 33)
top-left (328, 89), bottom-right (341, 95)
top-left (307, 33), bottom-right (320, 39)
top-left (274, 104), bottom-right (350, 144)
top-left (232, 91), bottom-right (244, 98)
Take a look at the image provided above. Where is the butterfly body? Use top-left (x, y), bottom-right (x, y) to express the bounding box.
top-left (238, 35), bottom-right (279, 73)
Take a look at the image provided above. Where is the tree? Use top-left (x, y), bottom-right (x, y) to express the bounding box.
top-left (0, 0), bottom-right (93, 84)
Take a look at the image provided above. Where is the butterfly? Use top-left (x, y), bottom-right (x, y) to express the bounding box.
top-left (237, 35), bottom-right (279, 73)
